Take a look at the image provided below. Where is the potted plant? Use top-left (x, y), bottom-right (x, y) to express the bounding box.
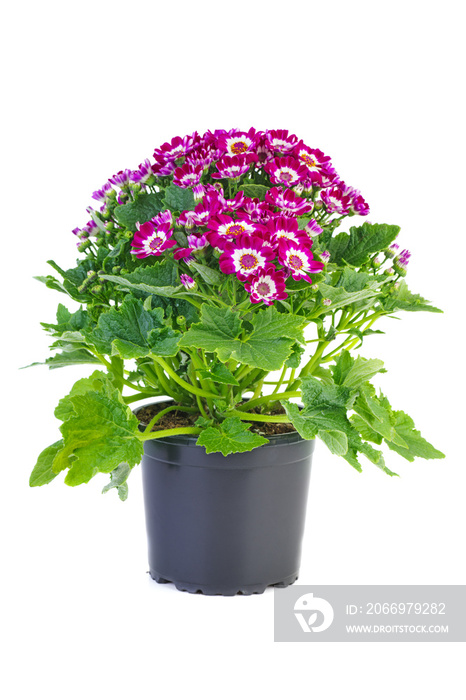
top-left (29, 127), bottom-right (444, 595)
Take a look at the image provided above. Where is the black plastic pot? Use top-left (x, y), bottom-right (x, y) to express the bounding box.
top-left (141, 424), bottom-right (314, 596)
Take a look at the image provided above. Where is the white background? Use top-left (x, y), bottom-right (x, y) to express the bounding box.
top-left (1, 1), bottom-right (465, 698)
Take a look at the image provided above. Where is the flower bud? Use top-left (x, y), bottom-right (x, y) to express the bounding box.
top-left (323, 298), bottom-right (332, 306)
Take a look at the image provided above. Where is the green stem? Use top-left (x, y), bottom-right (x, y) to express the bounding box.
top-left (123, 392), bottom-right (157, 404)
top-left (271, 366), bottom-right (287, 395)
top-left (152, 356), bottom-right (219, 400)
top-left (140, 427), bottom-right (201, 441)
top-left (228, 410), bottom-right (291, 424)
top-left (143, 404), bottom-right (198, 435)
top-left (240, 391), bottom-right (301, 412)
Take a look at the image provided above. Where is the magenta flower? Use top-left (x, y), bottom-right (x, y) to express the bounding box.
top-left (109, 169), bottom-right (132, 188)
top-left (304, 219), bottom-right (323, 237)
top-left (151, 157), bottom-right (177, 177)
top-left (130, 159), bottom-right (152, 184)
top-left (278, 239), bottom-right (324, 283)
top-left (241, 198), bottom-right (275, 225)
top-left (177, 199), bottom-right (220, 229)
top-left (216, 128), bottom-right (259, 156)
top-left (174, 233), bottom-right (209, 260)
top-left (219, 234), bottom-right (275, 280)
top-left (207, 214), bottom-right (261, 248)
top-left (293, 143), bottom-right (331, 172)
top-left (320, 184), bottom-right (353, 215)
top-left (92, 182), bottom-right (113, 202)
top-left (131, 221), bottom-right (177, 259)
top-left (265, 129), bottom-right (299, 154)
top-left (341, 184), bottom-right (370, 215)
top-left (244, 265), bottom-right (288, 306)
top-left (266, 216), bottom-right (310, 247)
top-left (180, 274), bottom-right (196, 290)
top-left (153, 132), bottom-right (199, 162)
top-left (264, 156), bottom-right (309, 186)
top-left (212, 153), bottom-right (258, 179)
top-left (265, 187), bottom-right (314, 216)
top-left (173, 162), bottom-right (204, 188)
top-left (394, 248), bottom-right (411, 273)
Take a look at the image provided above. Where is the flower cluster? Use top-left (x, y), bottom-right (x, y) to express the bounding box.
top-left (83, 128), bottom-right (372, 306)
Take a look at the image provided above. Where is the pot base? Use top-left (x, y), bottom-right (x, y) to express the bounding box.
top-left (148, 569), bottom-right (299, 596)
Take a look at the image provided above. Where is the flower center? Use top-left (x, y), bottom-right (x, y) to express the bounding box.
top-left (288, 254), bottom-right (303, 270)
top-left (149, 237), bottom-right (162, 250)
top-left (231, 140), bottom-right (248, 154)
top-left (277, 230), bottom-right (294, 240)
top-left (279, 170), bottom-right (294, 183)
top-left (257, 281), bottom-right (271, 295)
top-left (227, 223), bottom-right (245, 235)
top-left (301, 153), bottom-right (316, 168)
top-left (240, 253), bottom-right (258, 270)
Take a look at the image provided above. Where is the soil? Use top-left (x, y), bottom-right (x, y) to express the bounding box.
top-left (135, 401), bottom-right (296, 436)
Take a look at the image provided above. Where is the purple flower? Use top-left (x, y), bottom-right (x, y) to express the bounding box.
top-left (92, 182), bottom-right (113, 202)
top-left (265, 216), bottom-right (310, 247)
top-left (174, 233), bottom-right (209, 260)
top-left (206, 214), bottom-right (261, 249)
top-left (109, 169), bottom-right (132, 188)
top-left (216, 128), bottom-right (259, 156)
top-left (265, 187), bottom-right (314, 216)
top-left (180, 274), bottom-right (196, 290)
top-left (244, 265), bottom-right (288, 306)
top-left (173, 162), bottom-right (204, 188)
top-left (212, 153), bottom-right (258, 179)
top-left (130, 159), bottom-right (152, 184)
top-left (131, 220), bottom-right (177, 259)
top-left (278, 239), bottom-right (324, 283)
top-left (265, 129), bottom-right (299, 154)
top-left (153, 132), bottom-right (199, 162)
top-left (219, 234), bottom-right (275, 280)
top-left (264, 156), bottom-right (309, 186)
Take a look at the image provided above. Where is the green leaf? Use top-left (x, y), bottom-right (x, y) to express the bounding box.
top-left (102, 462), bottom-right (132, 501)
top-left (317, 282), bottom-right (379, 310)
top-left (240, 184), bottom-right (269, 201)
top-left (382, 280), bottom-right (443, 314)
top-left (350, 414), bottom-right (383, 444)
top-left (384, 408), bottom-right (445, 461)
top-left (88, 296), bottom-right (180, 359)
top-left (181, 306), bottom-right (305, 371)
top-left (189, 261), bottom-right (224, 285)
top-left (317, 429), bottom-right (348, 456)
top-left (53, 388), bottom-right (144, 486)
top-left (30, 440), bottom-right (64, 486)
top-left (180, 306), bottom-right (242, 358)
top-left (25, 349), bottom-right (103, 370)
top-left (342, 356), bottom-right (385, 388)
top-left (113, 193), bottom-right (164, 231)
top-left (55, 370), bottom-right (114, 422)
top-left (196, 417), bottom-right (268, 456)
top-left (338, 268), bottom-right (372, 292)
top-left (327, 222), bottom-right (401, 267)
top-left (163, 184), bottom-right (195, 213)
top-left (300, 375), bottom-right (354, 412)
top-left (197, 362), bottom-right (239, 386)
top-left (285, 343), bottom-right (305, 368)
top-left (352, 384), bottom-right (404, 444)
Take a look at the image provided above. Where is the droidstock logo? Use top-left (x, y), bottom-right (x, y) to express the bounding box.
top-left (294, 592), bottom-right (335, 633)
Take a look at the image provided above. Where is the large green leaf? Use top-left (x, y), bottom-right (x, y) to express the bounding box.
top-left (26, 349), bottom-right (102, 370)
top-left (327, 222), bottom-right (400, 266)
top-left (54, 370), bottom-right (114, 422)
top-left (53, 388), bottom-right (143, 486)
top-left (113, 193), bottom-right (164, 231)
top-left (180, 306), bottom-right (305, 371)
top-left (196, 417), bottom-right (268, 456)
top-left (88, 295), bottom-right (180, 359)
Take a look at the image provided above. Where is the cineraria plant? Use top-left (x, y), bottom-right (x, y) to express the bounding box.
top-left (29, 127), bottom-right (444, 500)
